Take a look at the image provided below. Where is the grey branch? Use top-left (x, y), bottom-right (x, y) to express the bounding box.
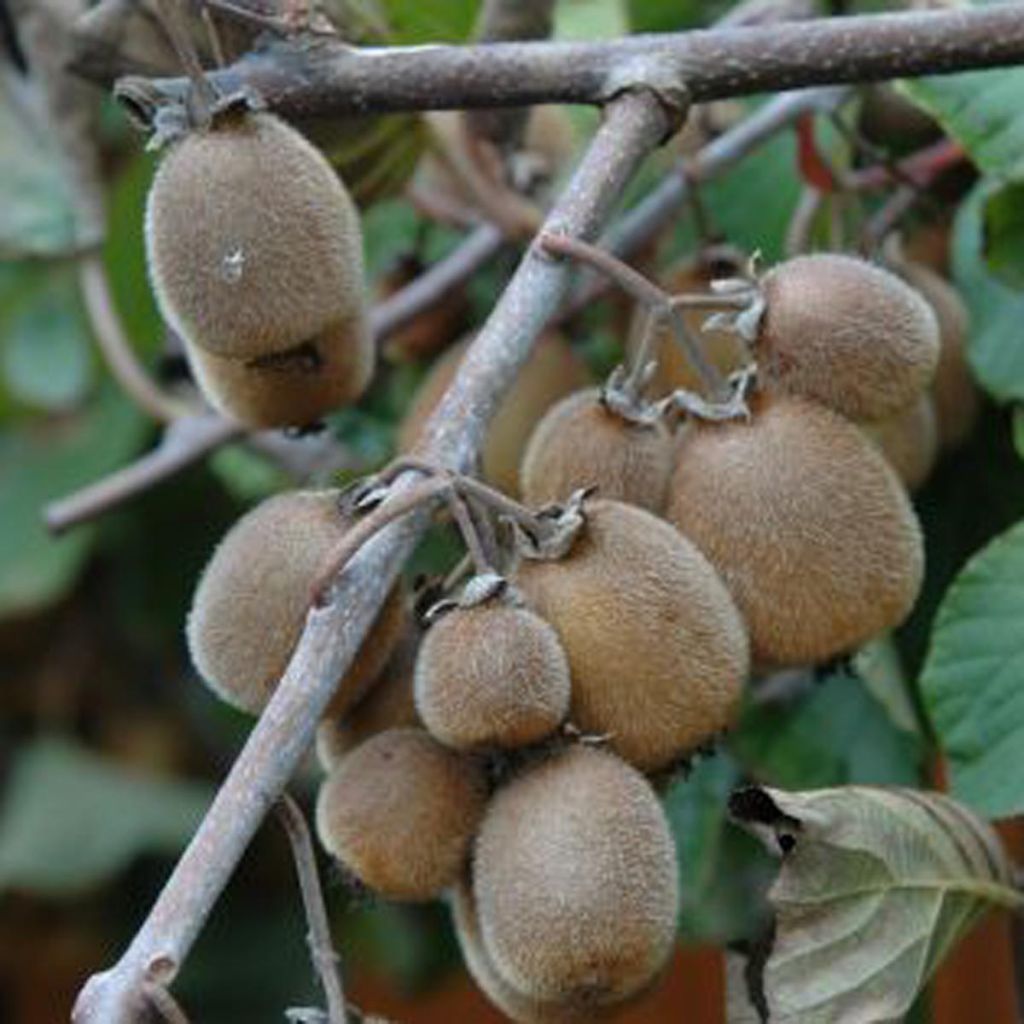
top-left (71, 88), bottom-right (671, 1024)
top-left (124, 7), bottom-right (1024, 121)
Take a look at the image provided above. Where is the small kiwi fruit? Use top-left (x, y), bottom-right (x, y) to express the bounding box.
top-left (519, 388), bottom-right (674, 512)
top-left (315, 624), bottom-right (421, 773)
top-left (451, 875), bottom-right (597, 1024)
top-left (147, 108), bottom-right (370, 365)
top-left (514, 498), bottom-right (748, 771)
top-left (398, 333), bottom-right (590, 495)
top-left (667, 393), bottom-right (924, 668)
top-left (756, 253), bottom-right (940, 421)
top-left (315, 728), bottom-right (487, 901)
top-left (474, 746), bottom-right (678, 1008)
top-left (414, 588), bottom-right (571, 751)
top-left (182, 326), bottom-right (373, 429)
top-left (896, 260), bottom-right (977, 449)
top-left (187, 490), bottom-right (403, 715)
top-left (864, 395), bottom-right (939, 493)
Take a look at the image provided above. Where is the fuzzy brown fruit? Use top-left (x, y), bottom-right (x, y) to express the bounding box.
top-left (515, 498), bottom-right (748, 771)
top-left (415, 597), bottom-right (571, 751)
top-left (474, 746), bottom-right (678, 1009)
top-left (451, 876), bottom-right (597, 1024)
top-left (147, 109), bottom-right (369, 364)
top-left (182, 327), bottom-right (373, 429)
top-left (520, 388), bottom-right (674, 512)
top-left (668, 394), bottom-right (924, 668)
top-left (398, 333), bottom-right (590, 495)
top-left (186, 490), bottom-right (403, 715)
top-left (864, 395), bottom-right (939, 493)
top-left (897, 260), bottom-right (978, 449)
top-left (315, 728), bottom-right (487, 901)
top-left (757, 253), bottom-right (940, 421)
top-left (315, 625), bottom-right (421, 773)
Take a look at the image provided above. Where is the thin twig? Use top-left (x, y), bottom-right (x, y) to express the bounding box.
top-left (44, 415), bottom-right (241, 535)
top-left (132, 8), bottom-right (1024, 120)
top-left (275, 794), bottom-right (348, 1024)
top-left (72, 90), bottom-right (671, 1024)
top-left (142, 982), bottom-right (192, 1024)
top-left (79, 255), bottom-right (191, 424)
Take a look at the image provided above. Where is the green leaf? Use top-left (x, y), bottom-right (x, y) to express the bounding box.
top-left (0, 263), bottom-right (94, 411)
top-left (0, 385), bottom-right (148, 617)
top-left (981, 177), bottom-right (1024, 289)
top-left (0, 737), bottom-right (212, 894)
top-left (951, 182), bottom-right (1024, 403)
top-left (921, 518), bottom-right (1024, 817)
top-left (554, 0), bottom-right (628, 39)
top-left (664, 754), bottom-right (774, 942)
top-left (730, 785), bottom-right (1021, 1023)
top-left (380, 0), bottom-right (477, 42)
top-left (730, 670), bottom-right (922, 791)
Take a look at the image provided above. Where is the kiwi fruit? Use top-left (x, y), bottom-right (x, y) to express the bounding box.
top-left (519, 388), bottom-right (674, 512)
top-left (514, 498), bottom-right (748, 771)
top-left (186, 490), bottom-right (403, 715)
top-left (315, 624), bottom-right (421, 773)
top-left (398, 333), bottom-right (590, 495)
top-left (864, 395), bottom-right (939, 493)
top-left (415, 594), bottom-right (571, 751)
top-left (451, 876), bottom-right (596, 1024)
top-left (896, 260), bottom-right (978, 449)
top-left (147, 109), bottom-right (369, 364)
top-left (315, 728), bottom-right (487, 901)
top-left (756, 253), bottom-right (940, 422)
top-left (182, 326), bottom-right (373, 429)
top-left (667, 393), bottom-right (924, 668)
top-left (474, 746), bottom-right (678, 1008)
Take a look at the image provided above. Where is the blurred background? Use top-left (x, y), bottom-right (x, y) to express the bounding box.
top-left (2, 0), bottom-right (1023, 1021)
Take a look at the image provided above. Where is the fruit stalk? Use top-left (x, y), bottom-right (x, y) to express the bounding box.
top-left (71, 88), bottom-right (672, 1024)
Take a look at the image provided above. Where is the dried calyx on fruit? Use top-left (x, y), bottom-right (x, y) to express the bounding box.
top-left (520, 382), bottom-right (674, 512)
top-left (145, 90), bottom-right (372, 429)
top-left (187, 489), bottom-right (403, 715)
top-left (513, 494), bottom-right (748, 771)
top-left (316, 728), bottom-right (487, 901)
top-left (414, 573), bottom-right (571, 751)
top-left (668, 392), bottom-right (924, 669)
top-left (752, 252), bottom-right (940, 421)
top-left (473, 746), bottom-right (679, 1012)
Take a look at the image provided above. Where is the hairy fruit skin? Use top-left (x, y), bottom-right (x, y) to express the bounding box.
top-left (515, 499), bottom-right (748, 771)
top-left (668, 395), bottom-right (924, 668)
top-left (315, 728), bottom-right (487, 901)
top-left (474, 746), bottom-right (678, 1008)
top-left (415, 601), bottom-right (571, 751)
top-left (758, 253), bottom-right (940, 422)
top-left (520, 388), bottom-right (674, 512)
top-left (398, 333), bottom-right (590, 495)
top-left (864, 395), bottom-right (939, 493)
top-left (183, 324), bottom-right (373, 429)
top-left (186, 490), bottom-right (403, 715)
top-left (147, 110), bottom-right (370, 364)
top-left (897, 260), bottom-right (977, 449)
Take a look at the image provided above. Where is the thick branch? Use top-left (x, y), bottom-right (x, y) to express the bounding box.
top-left (72, 89), bottom-right (670, 1024)
top-left (128, 8), bottom-right (1024, 120)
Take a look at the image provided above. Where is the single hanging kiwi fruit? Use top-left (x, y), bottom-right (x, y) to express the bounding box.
top-left (146, 108), bottom-right (373, 426)
top-left (863, 394), bottom-right (939, 493)
top-left (755, 252), bottom-right (940, 422)
top-left (896, 259), bottom-right (978, 449)
top-left (315, 728), bottom-right (487, 901)
top-left (514, 497), bottom-right (748, 771)
top-left (187, 489), bottom-right (403, 715)
top-left (667, 393), bottom-right (924, 668)
top-left (519, 387), bottom-right (674, 513)
top-left (473, 746), bottom-right (678, 1010)
top-left (414, 578), bottom-right (571, 751)
top-left (398, 332), bottom-right (590, 495)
